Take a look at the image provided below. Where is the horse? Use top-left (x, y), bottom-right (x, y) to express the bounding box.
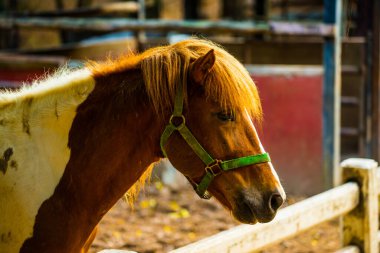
top-left (0, 38), bottom-right (285, 253)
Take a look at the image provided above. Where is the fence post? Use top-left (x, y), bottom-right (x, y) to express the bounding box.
top-left (341, 158), bottom-right (378, 253)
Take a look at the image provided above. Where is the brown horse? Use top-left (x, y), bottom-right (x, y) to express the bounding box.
top-left (0, 39), bottom-right (285, 253)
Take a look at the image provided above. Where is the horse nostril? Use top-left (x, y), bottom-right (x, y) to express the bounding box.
top-left (269, 193), bottom-right (284, 212)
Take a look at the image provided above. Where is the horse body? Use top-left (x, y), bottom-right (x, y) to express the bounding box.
top-left (0, 39), bottom-right (285, 253)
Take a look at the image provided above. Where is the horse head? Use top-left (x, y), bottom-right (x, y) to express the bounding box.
top-left (155, 41), bottom-right (286, 224)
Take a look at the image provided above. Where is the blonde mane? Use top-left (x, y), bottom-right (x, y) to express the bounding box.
top-left (91, 38), bottom-right (262, 121)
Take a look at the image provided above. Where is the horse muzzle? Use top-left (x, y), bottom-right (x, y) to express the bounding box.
top-left (232, 189), bottom-right (285, 224)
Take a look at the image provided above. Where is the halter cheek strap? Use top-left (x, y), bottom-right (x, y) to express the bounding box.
top-left (160, 81), bottom-right (270, 199)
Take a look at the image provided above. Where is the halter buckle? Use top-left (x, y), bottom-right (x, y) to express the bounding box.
top-left (205, 160), bottom-right (223, 176)
top-left (186, 176), bottom-right (213, 200)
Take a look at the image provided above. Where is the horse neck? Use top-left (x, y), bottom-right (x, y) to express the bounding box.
top-left (21, 68), bottom-right (165, 252)
top-left (67, 68), bottom-right (164, 211)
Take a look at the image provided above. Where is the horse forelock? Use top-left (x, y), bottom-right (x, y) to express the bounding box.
top-left (141, 39), bottom-right (263, 122)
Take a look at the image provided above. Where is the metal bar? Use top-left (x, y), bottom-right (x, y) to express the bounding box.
top-left (0, 17), bottom-right (335, 36)
top-left (270, 21), bottom-right (335, 36)
top-left (6, 2), bottom-right (139, 17)
top-left (245, 64), bottom-right (323, 76)
top-left (138, 0), bottom-right (145, 21)
top-left (372, 0), bottom-right (380, 161)
top-left (169, 182), bottom-right (359, 253)
top-left (341, 65), bottom-right (362, 74)
top-left (340, 0), bottom-right (348, 36)
top-left (137, 0), bottom-right (146, 49)
top-left (322, 0), bottom-right (342, 188)
top-left (341, 96), bottom-right (359, 106)
top-left (255, 0), bottom-right (270, 20)
top-left (363, 31), bottom-right (372, 157)
top-left (270, 0), bottom-right (322, 7)
top-left (341, 127), bottom-right (359, 137)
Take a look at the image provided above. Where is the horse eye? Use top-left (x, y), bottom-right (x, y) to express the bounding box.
top-left (217, 111), bottom-right (235, 121)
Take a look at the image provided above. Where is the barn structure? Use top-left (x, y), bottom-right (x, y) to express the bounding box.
top-left (0, 0), bottom-right (379, 195)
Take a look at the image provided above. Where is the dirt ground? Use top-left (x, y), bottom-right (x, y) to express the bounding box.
top-left (89, 182), bottom-right (340, 253)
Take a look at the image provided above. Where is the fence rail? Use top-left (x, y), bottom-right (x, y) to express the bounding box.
top-left (169, 158), bottom-right (379, 253)
top-left (169, 182), bottom-right (359, 253)
top-left (101, 158), bottom-right (379, 253)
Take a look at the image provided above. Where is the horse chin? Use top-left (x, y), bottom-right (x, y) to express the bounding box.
top-left (232, 199), bottom-right (276, 224)
top-left (233, 212), bottom-right (258, 225)
top-left (232, 204), bottom-right (258, 225)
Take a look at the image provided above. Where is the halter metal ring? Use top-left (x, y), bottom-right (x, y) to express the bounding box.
top-left (169, 115), bottom-right (186, 129)
top-left (205, 160), bottom-right (223, 176)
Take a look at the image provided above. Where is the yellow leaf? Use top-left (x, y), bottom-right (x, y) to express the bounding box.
top-left (179, 208), bottom-right (190, 218)
top-left (168, 208), bottom-right (190, 219)
top-left (139, 200), bottom-right (150, 209)
top-left (169, 212), bottom-right (180, 219)
top-left (139, 198), bottom-right (157, 209)
top-left (155, 181), bottom-right (164, 190)
top-left (169, 201), bottom-right (180, 211)
top-left (187, 232), bottom-right (196, 239)
top-left (163, 225), bottom-right (173, 233)
top-left (112, 231), bottom-right (121, 239)
top-left (136, 229), bottom-right (143, 237)
top-left (148, 199), bottom-right (157, 208)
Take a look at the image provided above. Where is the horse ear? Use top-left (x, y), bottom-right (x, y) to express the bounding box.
top-left (190, 49), bottom-right (216, 84)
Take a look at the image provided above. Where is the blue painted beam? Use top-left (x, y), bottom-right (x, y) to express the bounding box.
top-left (323, 0), bottom-right (342, 188)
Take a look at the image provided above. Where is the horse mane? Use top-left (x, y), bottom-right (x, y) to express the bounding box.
top-left (123, 163), bottom-right (154, 206)
top-left (2, 38), bottom-right (262, 120)
top-left (90, 38), bottom-right (263, 121)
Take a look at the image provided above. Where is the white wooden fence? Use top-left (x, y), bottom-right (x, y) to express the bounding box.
top-left (102, 158), bottom-right (380, 253)
top-left (169, 158), bottom-right (379, 253)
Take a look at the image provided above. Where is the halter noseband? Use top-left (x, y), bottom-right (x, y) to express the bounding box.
top-left (160, 81), bottom-right (271, 199)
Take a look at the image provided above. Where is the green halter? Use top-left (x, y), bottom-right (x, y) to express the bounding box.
top-left (160, 81), bottom-right (271, 199)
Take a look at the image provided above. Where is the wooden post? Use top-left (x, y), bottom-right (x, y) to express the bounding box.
top-left (323, 0), bottom-right (342, 188)
top-left (341, 158), bottom-right (378, 253)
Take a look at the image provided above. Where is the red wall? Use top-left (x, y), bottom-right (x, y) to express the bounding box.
top-left (252, 71), bottom-right (323, 195)
top-left (0, 70), bottom-right (46, 88)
